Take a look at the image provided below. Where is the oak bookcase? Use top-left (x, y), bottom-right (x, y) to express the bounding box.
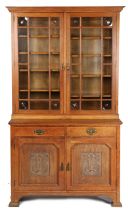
top-left (7, 6), bottom-right (123, 207)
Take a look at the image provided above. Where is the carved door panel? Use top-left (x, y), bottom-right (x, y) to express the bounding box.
top-left (14, 137), bottom-right (65, 191)
top-left (67, 137), bottom-right (116, 191)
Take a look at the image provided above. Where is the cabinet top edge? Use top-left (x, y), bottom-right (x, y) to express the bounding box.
top-left (7, 6), bottom-right (124, 13)
top-left (9, 119), bottom-right (122, 126)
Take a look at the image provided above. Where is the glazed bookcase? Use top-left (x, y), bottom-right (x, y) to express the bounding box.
top-left (7, 6), bottom-right (123, 207)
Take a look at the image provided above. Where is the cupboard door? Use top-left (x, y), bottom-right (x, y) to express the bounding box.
top-left (67, 137), bottom-right (116, 191)
top-left (67, 15), bottom-right (114, 113)
top-left (17, 14), bottom-right (64, 113)
top-left (14, 137), bottom-right (65, 191)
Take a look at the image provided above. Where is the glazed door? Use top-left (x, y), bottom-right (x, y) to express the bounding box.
top-left (14, 137), bottom-right (65, 191)
top-left (67, 137), bottom-right (116, 191)
top-left (17, 13), bottom-right (64, 113)
top-left (66, 14), bottom-right (116, 113)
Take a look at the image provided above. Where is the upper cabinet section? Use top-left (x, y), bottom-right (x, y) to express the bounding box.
top-left (8, 7), bottom-right (124, 115)
top-left (69, 16), bottom-right (113, 112)
top-left (18, 15), bottom-right (63, 113)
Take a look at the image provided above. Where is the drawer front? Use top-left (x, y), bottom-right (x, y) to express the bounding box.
top-left (67, 127), bottom-right (116, 137)
top-left (13, 127), bottom-right (65, 137)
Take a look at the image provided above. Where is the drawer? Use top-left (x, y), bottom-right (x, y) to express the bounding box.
top-left (13, 127), bottom-right (65, 137)
top-left (67, 127), bottom-right (116, 137)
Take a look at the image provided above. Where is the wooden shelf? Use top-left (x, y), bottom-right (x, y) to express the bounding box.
top-left (103, 94), bottom-right (111, 97)
top-left (30, 52), bottom-right (60, 55)
top-left (103, 54), bottom-right (112, 57)
top-left (103, 75), bottom-right (112, 77)
top-left (82, 54), bottom-right (101, 57)
top-left (18, 35), bottom-right (28, 38)
top-left (71, 26), bottom-right (112, 29)
top-left (30, 68), bottom-right (59, 72)
top-left (19, 52), bottom-right (28, 54)
top-left (29, 99), bottom-right (60, 101)
top-left (82, 94), bottom-right (101, 98)
top-left (71, 94), bottom-right (101, 98)
top-left (19, 63), bottom-right (28, 65)
top-left (30, 35), bottom-right (59, 38)
top-left (19, 99), bottom-right (28, 101)
top-left (19, 90), bottom-right (28, 92)
top-left (82, 74), bottom-right (101, 78)
top-left (30, 52), bottom-right (49, 55)
top-left (19, 69), bottom-right (28, 72)
top-left (30, 89), bottom-right (60, 92)
top-left (103, 37), bottom-right (112, 39)
top-left (71, 74), bottom-right (101, 78)
top-left (102, 99), bottom-right (112, 101)
top-left (103, 63), bottom-right (112, 65)
top-left (71, 63), bottom-right (80, 66)
top-left (82, 36), bottom-right (101, 40)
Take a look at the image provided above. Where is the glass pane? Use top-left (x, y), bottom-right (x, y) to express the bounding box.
top-left (30, 55), bottom-right (49, 69)
top-left (30, 28), bottom-right (48, 37)
top-left (30, 92), bottom-right (49, 99)
top-left (18, 17), bottom-right (28, 26)
top-left (51, 92), bottom-right (60, 99)
top-left (18, 54), bottom-right (28, 63)
top-left (103, 39), bottom-right (112, 55)
top-left (30, 101), bottom-right (49, 110)
top-left (71, 78), bottom-right (80, 97)
top-left (82, 28), bottom-right (101, 37)
top-left (102, 101), bottom-right (111, 110)
top-left (71, 39), bottom-right (80, 54)
top-left (71, 101), bottom-right (80, 110)
top-left (82, 17), bottom-right (101, 26)
top-left (51, 17), bottom-right (60, 27)
top-left (51, 38), bottom-right (60, 53)
top-left (29, 17), bottom-right (48, 27)
top-left (19, 72), bottom-right (28, 90)
top-left (18, 28), bottom-right (27, 36)
top-left (51, 72), bottom-right (60, 90)
top-left (103, 17), bottom-right (112, 26)
top-left (82, 56), bottom-right (101, 74)
top-left (71, 17), bottom-right (80, 27)
top-left (103, 28), bottom-right (112, 37)
top-left (19, 92), bottom-right (28, 99)
top-left (30, 72), bottom-right (49, 90)
top-left (103, 77), bottom-right (112, 97)
top-left (82, 39), bottom-right (101, 54)
top-left (19, 101), bottom-right (28, 109)
top-left (82, 78), bottom-right (101, 97)
top-left (18, 37), bottom-right (27, 52)
top-left (30, 38), bottom-right (49, 52)
top-left (103, 65), bottom-right (112, 76)
top-left (71, 28), bottom-right (80, 38)
top-left (82, 101), bottom-right (100, 110)
top-left (51, 101), bottom-right (60, 110)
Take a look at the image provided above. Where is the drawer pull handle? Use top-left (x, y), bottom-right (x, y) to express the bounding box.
top-left (60, 162), bottom-right (64, 171)
top-left (86, 128), bottom-right (96, 135)
top-left (34, 129), bottom-right (46, 135)
top-left (66, 163), bottom-right (71, 171)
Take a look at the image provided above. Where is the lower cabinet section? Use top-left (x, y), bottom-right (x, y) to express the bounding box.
top-left (9, 123), bottom-right (121, 207)
top-left (67, 138), bottom-right (116, 191)
top-left (14, 137), bottom-right (65, 191)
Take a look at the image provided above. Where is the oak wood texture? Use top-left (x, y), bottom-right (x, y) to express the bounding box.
top-left (7, 6), bottom-right (123, 207)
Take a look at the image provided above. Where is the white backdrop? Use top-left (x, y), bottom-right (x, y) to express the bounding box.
top-left (0, 0), bottom-right (128, 209)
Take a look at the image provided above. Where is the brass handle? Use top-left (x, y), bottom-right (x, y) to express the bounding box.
top-left (62, 64), bottom-right (65, 71)
top-left (66, 163), bottom-right (71, 171)
top-left (34, 129), bottom-right (46, 135)
top-left (60, 162), bottom-right (64, 171)
top-left (66, 64), bottom-right (70, 71)
top-left (86, 128), bottom-right (96, 135)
